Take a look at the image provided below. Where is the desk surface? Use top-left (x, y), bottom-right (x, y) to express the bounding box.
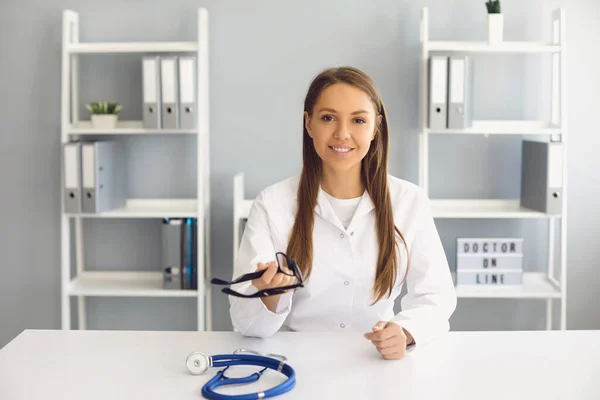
top-left (1, 329), bottom-right (599, 400)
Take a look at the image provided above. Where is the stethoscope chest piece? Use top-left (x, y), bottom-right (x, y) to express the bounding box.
top-left (186, 351), bottom-right (210, 375)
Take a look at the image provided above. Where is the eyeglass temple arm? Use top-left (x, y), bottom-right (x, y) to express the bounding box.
top-left (210, 270), bottom-right (266, 286)
top-left (221, 283), bottom-right (304, 298)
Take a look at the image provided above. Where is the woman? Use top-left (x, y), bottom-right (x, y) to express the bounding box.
top-left (230, 66), bottom-right (457, 360)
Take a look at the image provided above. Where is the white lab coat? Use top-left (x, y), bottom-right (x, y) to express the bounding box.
top-left (230, 174), bottom-right (457, 350)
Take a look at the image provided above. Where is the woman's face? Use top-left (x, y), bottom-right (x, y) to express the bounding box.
top-left (305, 83), bottom-right (380, 175)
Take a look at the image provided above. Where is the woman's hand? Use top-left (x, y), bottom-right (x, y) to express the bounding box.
top-left (364, 321), bottom-right (414, 360)
top-left (252, 261), bottom-right (297, 312)
top-left (252, 261), bottom-right (297, 291)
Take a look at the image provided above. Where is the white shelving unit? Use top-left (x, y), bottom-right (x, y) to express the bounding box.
top-left (60, 9), bottom-right (211, 331)
top-left (418, 8), bottom-right (567, 330)
top-left (233, 174), bottom-right (253, 264)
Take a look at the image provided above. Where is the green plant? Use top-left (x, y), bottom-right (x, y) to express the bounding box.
top-left (85, 101), bottom-right (122, 115)
top-left (485, 0), bottom-right (501, 13)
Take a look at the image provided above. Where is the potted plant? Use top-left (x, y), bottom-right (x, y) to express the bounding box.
top-left (86, 101), bottom-right (122, 129)
top-left (485, 0), bottom-right (503, 44)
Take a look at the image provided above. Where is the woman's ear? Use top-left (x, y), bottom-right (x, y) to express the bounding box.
top-left (304, 111), bottom-right (312, 138)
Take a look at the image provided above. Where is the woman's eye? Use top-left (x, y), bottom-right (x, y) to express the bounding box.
top-left (321, 115), bottom-right (334, 122)
top-left (354, 118), bottom-right (366, 124)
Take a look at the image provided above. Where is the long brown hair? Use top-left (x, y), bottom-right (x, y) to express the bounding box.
top-left (286, 66), bottom-right (409, 305)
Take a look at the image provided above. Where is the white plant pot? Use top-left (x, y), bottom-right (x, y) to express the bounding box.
top-left (487, 14), bottom-right (504, 44)
top-left (91, 114), bottom-right (118, 129)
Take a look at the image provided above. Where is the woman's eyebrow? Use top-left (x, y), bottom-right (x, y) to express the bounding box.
top-left (317, 108), bottom-right (369, 115)
top-left (318, 107), bottom-right (338, 113)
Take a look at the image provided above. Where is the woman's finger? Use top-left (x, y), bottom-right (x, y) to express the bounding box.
top-left (278, 273), bottom-right (295, 289)
top-left (373, 337), bottom-right (398, 350)
top-left (271, 273), bottom-right (285, 288)
top-left (256, 261), bottom-right (274, 271)
top-left (377, 344), bottom-right (401, 356)
top-left (382, 351), bottom-right (405, 361)
top-left (260, 264), bottom-right (278, 285)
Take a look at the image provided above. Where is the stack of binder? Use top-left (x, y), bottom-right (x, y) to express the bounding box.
top-left (162, 218), bottom-right (197, 290)
top-left (456, 238), bottom-right (524, 286)
top-left (62, 140), bottom-right (126, 214)
top-left (428, 55), bottom-right (474, 129)
top-left (142, 56), bottom-right (197, 130)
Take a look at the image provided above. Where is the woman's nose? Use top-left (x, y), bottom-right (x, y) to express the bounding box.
top-left (334, 121), bottom-right (351, 139)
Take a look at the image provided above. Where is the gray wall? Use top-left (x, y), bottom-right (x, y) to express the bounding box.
top-left (1, 0), bottom-right (598, 348)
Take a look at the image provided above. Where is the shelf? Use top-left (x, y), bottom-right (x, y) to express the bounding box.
top-left (66, 199), bottom-right (198, 218)
top-left (67, 42), bottom-right (198, 54)
top-left (431, 199), bottom-right (558, 219)
top-left (68, 121), bottom-right (197, 135)
top-left (68, 272), bottom-right (198, 297)
top-left (239, 200), bottom-right (253, 220)
top-left (426, 41), bottom-right (560, 54)
top-left (427, 120), bottom-right (561, 135)
top-left (454, 272), bottom-right (562, 299)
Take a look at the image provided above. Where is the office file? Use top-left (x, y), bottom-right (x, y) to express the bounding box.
top-left (142, 56), bottom-right (161, 129)
top-left (520, 140), bottom-right (564, 215)
top-left (162, 218), bottom-right (183, 290)
top-left (81, 141), bottom-right (126, 213)
top-left (428, 56), bottom-right (448, 129)
top-left (181, 218), bottom-right (197, 290)
top-left (448, 56), bottom-right (473, 129)
top-left (161, 57), bottom-right (179, 129)
top-left (160, 218), bottom-right (197, 290)
top-left (192, 218), bottom-right (198, 290)
top-left (178, 57), bottom-right (196, 130)
top-left (63, 141), bottom-right (82, 213)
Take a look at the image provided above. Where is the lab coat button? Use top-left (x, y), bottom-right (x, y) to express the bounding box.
top-left (344, 281), bottom-right (350, 286)
top-left (340, 233), bottom-right (344, 238)
top-left (340, 323), bottom-right (345, 328)
top-left (350, 232), bottom-right (354, 236)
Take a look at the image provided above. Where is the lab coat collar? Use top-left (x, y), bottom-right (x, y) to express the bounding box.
top-left (315, 186), bottom-right (375, 231)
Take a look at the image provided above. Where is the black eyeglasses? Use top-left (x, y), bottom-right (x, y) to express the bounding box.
top-left (211, 252), bottom-right (304, 298)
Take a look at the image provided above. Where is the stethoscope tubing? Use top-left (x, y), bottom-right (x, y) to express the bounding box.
top-left (200, 354), bottom-right (296, 400)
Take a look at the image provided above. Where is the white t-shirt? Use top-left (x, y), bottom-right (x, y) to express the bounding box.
top-left (322, 190), bottom-right (362, 230)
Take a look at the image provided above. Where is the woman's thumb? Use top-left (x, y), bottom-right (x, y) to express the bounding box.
top-left (372, 321), bottom-right (387, 332)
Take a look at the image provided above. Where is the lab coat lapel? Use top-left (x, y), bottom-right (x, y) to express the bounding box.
top-left (348, 190), bottom-right (375, 229)
top-left (314, 187), bottom-right (375, 232)
top-left (315, 187), bottom-right (346, 232)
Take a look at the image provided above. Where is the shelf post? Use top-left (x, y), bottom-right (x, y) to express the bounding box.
top-left (553, 8), bottom-right (568, 331)
top-left (61, 10), bottom-right (79, 330)
top-left (419, 7), bottom-right (430, 193)
top-left (197, 8), bottom-right (210, 331)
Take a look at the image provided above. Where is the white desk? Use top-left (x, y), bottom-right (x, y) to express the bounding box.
top-left (1, 329), bottom-right (599, 399)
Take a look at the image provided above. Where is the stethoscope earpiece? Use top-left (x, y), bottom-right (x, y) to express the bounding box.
top-left (185, 351), bottom-right (210, 375)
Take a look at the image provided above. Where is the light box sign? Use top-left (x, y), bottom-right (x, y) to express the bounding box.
top-left (456, 238), bottom-right (524, 286)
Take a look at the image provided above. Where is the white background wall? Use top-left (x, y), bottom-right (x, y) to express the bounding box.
top-left (0, 0), bottom-right (598, 348)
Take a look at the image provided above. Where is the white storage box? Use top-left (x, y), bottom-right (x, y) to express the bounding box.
top-left (457, 253), bottom-right (523, 270)
top-left (457, 238), bottom-right (523, 254)
top-left (456, 269), bottom-right (523, 285)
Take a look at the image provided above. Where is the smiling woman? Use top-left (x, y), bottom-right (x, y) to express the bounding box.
top-left (228, 66), bottom-right (457, 361)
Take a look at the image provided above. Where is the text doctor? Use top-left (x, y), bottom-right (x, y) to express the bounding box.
top-left (230, 66), bottom-right (457, 360)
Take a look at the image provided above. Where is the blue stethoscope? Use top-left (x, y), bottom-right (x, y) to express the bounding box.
top-left (185, 348), bottom-right (296, 399)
